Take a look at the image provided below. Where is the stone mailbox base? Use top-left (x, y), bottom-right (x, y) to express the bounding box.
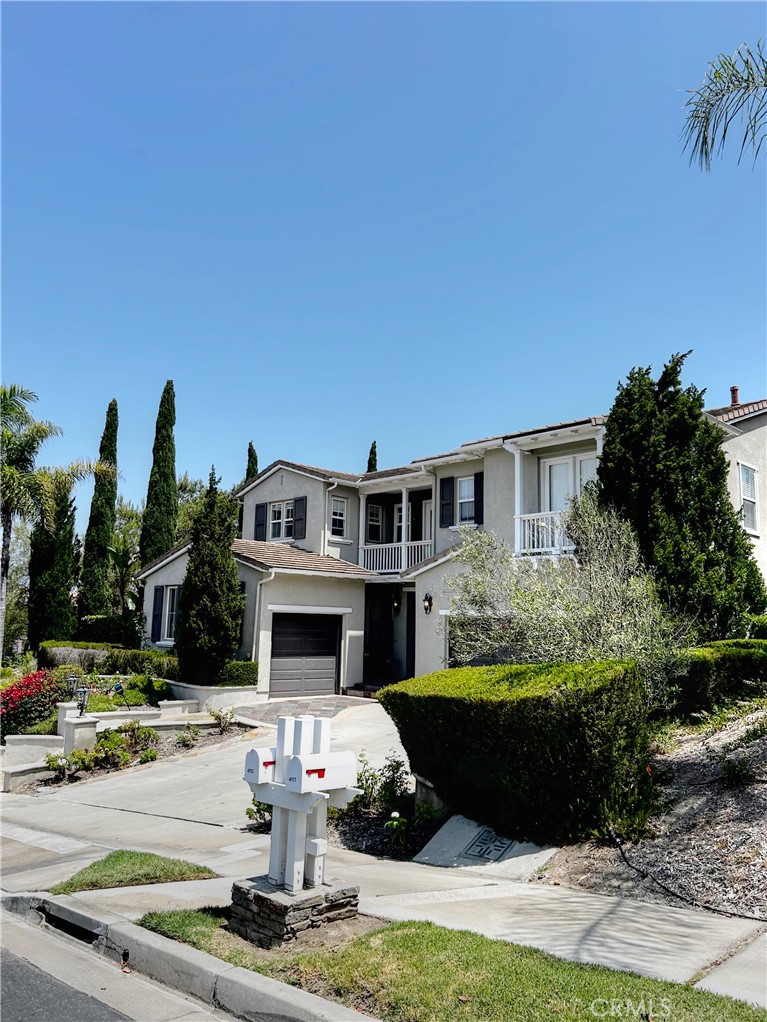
top-left (230, 876), bottom-right (359, 948)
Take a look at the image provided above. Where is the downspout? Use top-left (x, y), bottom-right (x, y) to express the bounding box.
top-left (251, 567), bottom-right (277, 664)
top-left (323, 481), bottom-right (340, 555)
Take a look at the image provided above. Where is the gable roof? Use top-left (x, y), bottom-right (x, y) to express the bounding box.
top-left (234, 459), bottom-right (361, 497)
top-left (705, 399), bottom-right (767, 423)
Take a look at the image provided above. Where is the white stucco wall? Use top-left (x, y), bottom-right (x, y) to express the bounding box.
top-left (323, 483), bottom-right (361, 563)
top-left (254, 573), bottom-right (366, 694)
top-left (722, 413), bottom-right (767, 583)
top-left (409, 558), bottom-right (463, 678)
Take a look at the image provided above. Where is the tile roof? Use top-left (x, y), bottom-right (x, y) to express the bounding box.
top-left (461, 415), bottom-right (606, 448)
top-left (232, 540), bottom-right (372, 576)
top-left (361, 465), bottom-right (422, 481)
top-left (705, 399), bottom-right (767, 423)
top-left (400, 541), bottom-right (462, 577)
top-left (137, 541), bottom-right (192, 577)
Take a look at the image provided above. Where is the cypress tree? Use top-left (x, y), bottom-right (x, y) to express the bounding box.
top-left (140, 381), bottom-right (178, 565)
top-left (174, 468), bottom-right (245, 684)
top-left (28, 480), bottom-right (78, 648)
top-left (246, 442), bottom-right (258, 480)
top-left (367, 440), bottom-right (378, 473)
top-left (80, 399), bottom-right (118, 617)
top-left (598, 352), bottom-right (766, 639)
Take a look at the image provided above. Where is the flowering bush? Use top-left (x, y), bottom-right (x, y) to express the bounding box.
top-left (0, 670), bottom-right (68, 741)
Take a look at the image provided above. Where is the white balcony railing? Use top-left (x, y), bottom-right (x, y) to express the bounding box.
top-left (360, 541), bottom-right (433, 573)
top-left (515, 512), bottom-right (575, 556)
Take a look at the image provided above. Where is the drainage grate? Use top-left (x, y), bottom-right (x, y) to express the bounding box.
top-left (463, 828), bottom-right (515, 861)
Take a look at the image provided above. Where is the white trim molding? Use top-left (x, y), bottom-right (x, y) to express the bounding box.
top-left (266, 605), bottom-right (354, 615)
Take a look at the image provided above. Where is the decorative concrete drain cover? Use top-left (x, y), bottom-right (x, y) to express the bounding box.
top-left (463, 827), bottom-right (515, 861)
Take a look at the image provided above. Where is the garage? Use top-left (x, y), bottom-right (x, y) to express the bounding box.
top-left (269, 613), bottom-right (341, 697)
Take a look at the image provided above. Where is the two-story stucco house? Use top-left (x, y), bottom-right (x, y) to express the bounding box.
top-left (139, 388), bottom-right (766, 700)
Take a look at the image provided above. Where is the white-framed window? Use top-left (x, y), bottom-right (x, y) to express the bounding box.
top-left (458, 477), bottom-right (475, 523)
top-left (164, 586), bottom-right (179, 641)
top-left (331, 496), bottom-right (347, 538)
top-left (740, 463), bottom-right (759, 533)
top-left (270, 500), bottom-right (294, 540)
top-left (367, 504), bottom-right (382, 543)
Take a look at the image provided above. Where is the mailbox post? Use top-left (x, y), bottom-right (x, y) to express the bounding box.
top-left (243, 714), bottom-right (361, 894)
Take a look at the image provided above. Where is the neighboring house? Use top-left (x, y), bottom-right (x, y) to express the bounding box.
top-left (139, 388), bottom-right (766, 699)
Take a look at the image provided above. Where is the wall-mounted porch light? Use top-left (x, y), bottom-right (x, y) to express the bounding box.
top-left (392, 593), bottom-right (401, 615)
top-left (422, 593), bottom-right (433, 615)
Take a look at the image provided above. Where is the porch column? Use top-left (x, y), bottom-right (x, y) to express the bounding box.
top-left (400, 486), bottom-right (408, 572)
top-left (508, 444), bottom-right (524, 554)
top-left (358, 493), bottom-right (367, 567)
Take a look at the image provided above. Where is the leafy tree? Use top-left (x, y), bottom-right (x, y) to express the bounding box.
top-left (597, 352), bottom-right (766, 639)
top-left (1, 385), bottom-right (101, 657)
top-left (246, 442), bottom-right (258, 481)
top-left (367, 440), bottom-right (378, 473)
top-left (176, 473), bottom-right (206, 543)
top-left (80, 399), bottom-right (118, 617)
top-left (3, 521), bottom-right (30, 660)
top-left (174, 468), bottom-right (245, 684)
top-left (140, 381), bottom-right (178, 565)
top-left (683, 40), bottom-right (767, 170)
top-left (28, 475), bottom-right (79, 648)
top-left (447, 491), bottom-right (687, 706)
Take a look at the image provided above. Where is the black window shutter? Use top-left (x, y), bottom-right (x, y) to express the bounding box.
top-left (293, 496), bottom-right (307, 540)
top-left (440, 477), bottom-right (455, 529)
top-left (474, 471), bottom-right (484, 525)
top-left (254, 502), bottom-right (267, 541)
top-left (151, 587), bottom-right (164, 642)
top-left (238, 580), bottom-right (246, 645)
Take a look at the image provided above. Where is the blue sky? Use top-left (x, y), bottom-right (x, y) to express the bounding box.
top-left (3, 2), bottom-right (765, 527)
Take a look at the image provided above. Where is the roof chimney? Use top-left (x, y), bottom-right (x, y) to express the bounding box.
top-left (730, 385), bottom-right (740, 407)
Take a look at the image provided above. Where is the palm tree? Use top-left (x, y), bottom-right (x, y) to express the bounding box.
top-left (683, 40), bottom-right (767, 170)
top-left (0, 385), bottom-right (105, 656)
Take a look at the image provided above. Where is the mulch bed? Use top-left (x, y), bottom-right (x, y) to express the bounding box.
top-left (535, 708), bottom-right (767, 918)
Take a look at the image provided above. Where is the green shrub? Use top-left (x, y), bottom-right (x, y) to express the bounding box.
top-left (378, 661), bottom-right (652, 844)
top-left (176, 723), bottom-right (199, 749)
top-left (747, 615), bottom-right (767, 640)
top-left (116, 720), bottom-right (159, 754)
top-left (78, 615), bottom-right (141, 648)
top-left (91, 730), bottom-right (131, 770)
top-left (674, 641), bottom-right (767, 716)
top-left (37, 642), bottom-right (118, 672)
top-left (139, 748), bottom-right (158, 764)
top-left (1, 670), bottom-right (68, 740)
top-left (123, 674), bottom-right (172, 705)
top-left (217, 660), bottom-right (259, 686)
top-left (101, 648), bottom-right (179, 681)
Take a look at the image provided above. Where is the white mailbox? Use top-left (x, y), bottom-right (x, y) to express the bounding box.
top-left (284, 751), bottom-right (357, 794)
top-left (243, 715), bottom-right (362, 894)
top-left (244, 746), bottom-right (277, 786)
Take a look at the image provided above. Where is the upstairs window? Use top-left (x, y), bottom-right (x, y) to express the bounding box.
top-left (740, 463), bottom-right (758, 533)
top-left (367, 504), bottom-right (382, 543)
top-left (458, 477), bottom-right (475, 523)
top-left (270, 500), bottom-right (294, 540)
top-left (331, 497), bottom-right (347, 537)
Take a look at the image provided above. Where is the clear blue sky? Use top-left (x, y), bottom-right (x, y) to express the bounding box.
top-left (3, 2), bottom-right (765, 528)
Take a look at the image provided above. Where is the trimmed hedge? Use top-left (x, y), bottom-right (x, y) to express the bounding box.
top-left (747, 615), bottom-right (767, 640)
top-left (674, 640), bottom-right (767, 716)
top-left (38, 642), bottom-right (178, 680)
top-left (217, 660), bottom-right (259, 686)
top-left (378, 661), bottom-right (651, 844)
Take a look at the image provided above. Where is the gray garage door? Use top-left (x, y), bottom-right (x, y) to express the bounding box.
top-left (269, 613), bottom-right (341, 697)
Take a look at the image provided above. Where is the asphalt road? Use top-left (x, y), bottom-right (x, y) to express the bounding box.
top-left (1, 948), bottom-right (130, 1022)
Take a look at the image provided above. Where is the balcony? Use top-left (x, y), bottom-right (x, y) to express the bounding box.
top-left (360, 541), bottom-right (433, 573)
top-left (515, 512), bottom-right (575, 556)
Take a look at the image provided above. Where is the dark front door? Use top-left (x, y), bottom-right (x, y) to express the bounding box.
top-left (270, 613), bottom-right (340, 697)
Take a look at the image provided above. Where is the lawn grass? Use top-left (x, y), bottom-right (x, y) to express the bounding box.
top-left (50, 850), bottom-right (218, 894)
top-left (138, 909), bottom-right (764, 1021)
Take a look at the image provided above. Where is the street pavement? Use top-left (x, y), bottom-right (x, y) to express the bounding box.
top-left (1, 698), bottom-right (765, 1010)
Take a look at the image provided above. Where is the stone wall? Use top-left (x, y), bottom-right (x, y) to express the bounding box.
top-left (230, 876), bottom-right (359, 948)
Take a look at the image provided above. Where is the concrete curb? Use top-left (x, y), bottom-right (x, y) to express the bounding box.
top-left (2, 891), bottom-right (378, 1022)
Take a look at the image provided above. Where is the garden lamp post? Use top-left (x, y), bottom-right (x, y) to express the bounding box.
top-left (76, 683), bottom-right (90, 717)
top-left (113, 681), bottom-right (131, 711)
top-left (67, 673), bottom-right (79, 699)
